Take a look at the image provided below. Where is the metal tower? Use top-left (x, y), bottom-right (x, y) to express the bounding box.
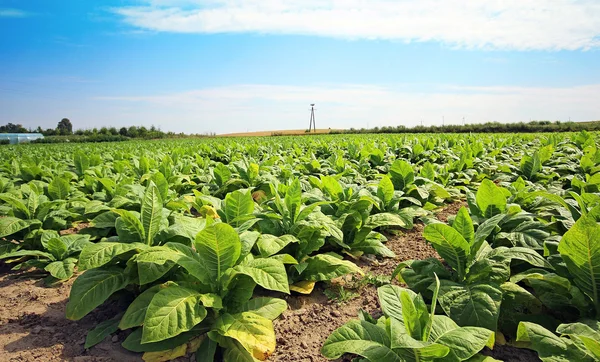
top-left (308, 104), bottom-right (316, 133)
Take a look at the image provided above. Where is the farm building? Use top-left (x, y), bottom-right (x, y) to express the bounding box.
top-left (0, 133), bottom-right (44, 144)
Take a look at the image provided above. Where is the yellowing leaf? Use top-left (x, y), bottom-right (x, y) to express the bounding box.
top-left (290, 281), bottom-right (316, 294)
top-left (142, 343), bottom-right (186, 362)
top-left (199, 205), bottom-right (220, 219)
top-left (223, 313), bottom-right (276, 360)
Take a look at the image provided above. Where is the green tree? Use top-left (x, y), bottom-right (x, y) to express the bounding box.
top-left (57, 118), bottom-right (73, 135)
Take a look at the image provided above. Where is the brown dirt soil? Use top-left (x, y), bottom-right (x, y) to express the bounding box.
top-left (0, 273), bottom-right (140, 362)
top-left (60, 222), bottom-right (91, 236)
top-left (435, 200), bottom-right (468, 223)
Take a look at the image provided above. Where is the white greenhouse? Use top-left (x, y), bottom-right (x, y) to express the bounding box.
top-left (0, 133), bottom-right (44, 144)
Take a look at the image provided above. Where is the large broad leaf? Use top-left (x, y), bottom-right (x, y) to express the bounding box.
top-left (284, 179), bottom-right (302, 223)
top-left (558, 215), bottom-right (600, 312)
top-left (300, 254), bottom-right (363, 282)
top-left (224, 190), bottom-right (255, 227)
top-left (452, 207), bottom-right (474, 245)
top-left (423, 224), bottom-right (470, 280)
top-left (256, 234), bottom-right (297, 257)
top-left (216, 312), bottom-right (276, 360)
top-left (195, 223), bottom-right (241, 281)
top-left (432, 325), bottom-right (494, 361)
top-left (45, 258), bottom-right (77, 280)
top-left (520, 152), bottom-right (542, 181)
top-left (74, 150), bottom-right (90, 176)
top-left (438, 281), bottom-right (503, 331)
top-left (238, 297), bottom-right (287, 320)
top-left (66, 267), bottom-right (130, 320)
top-left (378, 176), bottom-right (395, 209)
top-left (141, 182), bottom-right (164, 245)
top-left (365, 213), bottom-right (408, 229)
top-left (142, 285), bottom-right (207, 343)
top-left (476, 180), bottom-right (506, 218)
top-left (389, 160), bottom-right (414, 191)
top-left (48, 177), bottom-right (70, 200)
top-left (516, 322), bottom-right (597, 362)
top-left (46, 237), bottom-right (68, 260)
top-left (321, 320), bottom-right (400, 362)
top-left (120, 284), bottom-right (164, 330)
top-left (378, 284), bottom-right (418, 323)
top-left (78, 242), bottom-right (148, 270)
top-left (150, 172), bottom-right (169, 202)
top-left (0, 217), bottom-right (37, 238)
top-left (115, 210), bottom-right (146, 243)
top-left (233, 258), bottom-right (290, 294)
top-left (85, 317), bottom-right (121, 349)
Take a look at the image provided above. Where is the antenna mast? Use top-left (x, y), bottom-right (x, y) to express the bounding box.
top-left (308, 104), bottom-right (316, 133)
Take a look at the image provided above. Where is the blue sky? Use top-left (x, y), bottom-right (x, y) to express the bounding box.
top-left (1, 0), bottom-right (599, 134)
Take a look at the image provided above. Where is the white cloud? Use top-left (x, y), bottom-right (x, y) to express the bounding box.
top-left (88, 83), bottom-right (600, 133)
top-left (112, 0), bottom-right (600, 50)
top-left (0, 8), bottom-right (31, 18)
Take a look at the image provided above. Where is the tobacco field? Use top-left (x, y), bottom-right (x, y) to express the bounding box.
top-left (0, 131), bottom-right (599, 362)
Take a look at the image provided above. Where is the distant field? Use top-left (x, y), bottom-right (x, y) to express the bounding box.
top-left (220, 128), bottom-right (336, 137)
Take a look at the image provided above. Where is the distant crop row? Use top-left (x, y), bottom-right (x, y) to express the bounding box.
top-left (1, 131), bottom-right (599, 361)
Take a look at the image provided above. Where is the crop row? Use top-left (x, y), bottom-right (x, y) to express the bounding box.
top-left (0, 131), bottom-right (599, 361)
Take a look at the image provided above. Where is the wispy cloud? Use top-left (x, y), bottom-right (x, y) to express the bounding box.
top-left (0, 8), bottom-right (32, 18)
top-left (91, 83), bottom-right (600, 133)
top-left (111, 0), bottom-right (600, 51)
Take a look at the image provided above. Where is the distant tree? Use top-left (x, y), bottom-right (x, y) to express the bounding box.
top-left (108, 127), bottom-right (118, 136)
top-left (57, 118), bottom-right (73, 135)
top-left (119, 127), bottom-right (128, 136)
top-left (0, 123), bottom-right (28, 133)
top-left (35, 126), bottom-right (43, 133)
top-left (127, 126), bottom-right (138, 138)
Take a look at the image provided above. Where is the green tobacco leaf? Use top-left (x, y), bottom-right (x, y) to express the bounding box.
top-left (389, 160), bottom-right (414, 191)
top-left (119, 284), bottom-right (163, 330)
top-left (239, 297), bottom-right (287, 320)
top-left (195, 223), bottom-right (241, 281)
top-left (516, 322), bottom-right (596, 362)
top-left (377, 176), bottom-right (395, 208)
top-left (0, 217), bottom-right (36, 238)
top-left (0, 194), bottom-right (30, 219)
top-left (78, 242), bottom-right (147, 271)
top-left (115, 210), bottom-right (145, 243)
top-left (433, 326), bottom-right (494, 361)
top-left (224, 189), bottom-right (255, 227)
top-left (365, 213), bottom-right (408, 229)
top-left (520, 152), bottom-right (542, 181)
top-left (142, 285), bottom-right (207, 343)
top-left (378, 284), bottom-right (417, 323)
top-left (452, 207), bottom-right (474, 245)
top-left (476, 180), bottom-right (506, 218)
top-left (233, 258), bottom-right (290, 294)
top-left (66, 267), bottom-right (130, 320)
top-left (74, 150), bottom-right (90, 176)
top-left (150, 172), bottom-right (169, 202)
top-left (141, 181), bottom-right (163, 245)
top-left (46, 237), bottom-right (68, 260)
top-left (321, 320), bottom-right (400, 361)
top-left (85, 317), bottom-right (121, 349)
top-left (256, 234), bottom-right (298, 257)
top-left (285, 179), bottom-right (302, 222)
top-left (48, 177), bottom-right (70, 200)
top-left (558, 214), bottom-right (600, 313)
top-left (45, 258), bottom-right (76, 280)
top-left (300, 254), bottom-right (363, 282)
top-left (438, 281), bottom-right (503, 331)
top-left (423, 223), bottom-right (469, 280)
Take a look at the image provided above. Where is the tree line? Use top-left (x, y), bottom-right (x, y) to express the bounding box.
top-left (332, 120), bottom-right (600, 134)
top-left (1, 119), bottom-right (215, 140)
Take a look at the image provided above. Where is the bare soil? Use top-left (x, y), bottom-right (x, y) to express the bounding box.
top-left (0, 202), bottom-right (540, 362)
